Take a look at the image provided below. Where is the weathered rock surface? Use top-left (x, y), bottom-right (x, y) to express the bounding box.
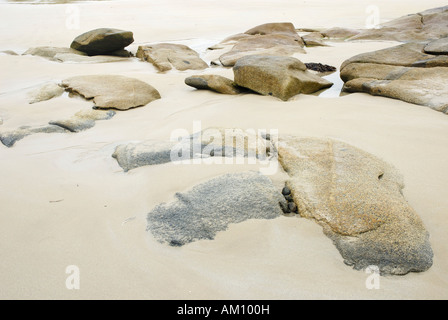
top-left (112, 127), bottom-right (272, 171)
top-left (341, 42), bottom-right (448, 69)
top-left (320, 7), bottom-right (448, 43)
top-left (277, 137), bottom-right (433, 275)
top-left (136, 43), bottom-right (208, 72)
top-left (215, 22), bottom-right (305, 67)
top-left (61, 75), bottom-right (161, 110)
top-left (424, 37), bottom-right (448, 54)
top-left (233, 55), bottom-right (333, 101)
top-left (70, 28), bottom-right (134, 55)
top-left (219, 34), bottom-right (306, 67)
top-left (112, 140), bottom-right (176, 172)
top-left (23, 46), bottom-right (129, 63)
top-left (244, 22), bottom-right (302, 41)
top-left (147, 171), bottom-right (286, 246)
top-left (184, 74), bottom-right (243, 95)
top-left (340, 42), bottom-right (448, 114)
top-left (302, 32), bottom-right (328, 47)
top-left (49, 109), bottom-right (116, 132)
top-left (28, 83), bottom-right (65, 104)
top-left (0, 125), bottom-right (67, 147)
top-left (321, 27), bottom-right (361, 40)
top-left (349, 6), bottom-right (448, 42)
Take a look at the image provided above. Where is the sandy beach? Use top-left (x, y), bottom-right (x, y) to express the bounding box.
top-left (1, 0), bottom-right (448, 300)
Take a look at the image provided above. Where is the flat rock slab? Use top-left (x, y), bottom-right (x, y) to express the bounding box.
top-left (136, 43), bottom-right (208, 72)
top-left (23, 46), bottom-right (130, 63)
top-left (277, 137), bottom-right (433, 275)
top-left (424, 37), bottom-right (448, 54)
top-left (0, 125), bottom-right (67, 148)
top-left (147, 171), bottom-right (286, 246)
top-left (61, 75), bottom-right (161, 110)
top-left (340, 42), bottom-right (448, 69)
top-left (184, 74), bottom-right (243, 95)
top-left (112, 127), bottom-right (272, 171)
top-left (70, 28), bottom-right (134, 55)
top-left (345, 6), bottom-right (448, 42)
top-left (49, 109), bottom-right (116, 132)
top-left (340, 42), bottom-right (448, 114)
top-left (233, 55), bottom-right (333, 101)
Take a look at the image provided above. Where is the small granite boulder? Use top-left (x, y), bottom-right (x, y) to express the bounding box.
top-left (70, 28), bottom-right (134, 55)
top-left (185, 74), bottom-right (243, 95)
top-left (61, 75), bottom-right (161, 110)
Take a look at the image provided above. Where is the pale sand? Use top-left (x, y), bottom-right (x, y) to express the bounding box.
top-left (1, 0), bottom-right (448, 299)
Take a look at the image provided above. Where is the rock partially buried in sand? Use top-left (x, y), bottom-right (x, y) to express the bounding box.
top-left (277, 137), bottom-right (433, 275)
top-left (184, 74), bottom-right (243, 95)
top-left (49, 109), bottom-right (116, 132)
top-left (23, 46), bottom-right (130, 63)
top-left (233, 55), bottom-right (333, 101)
top-left (0, 125), bottom-right (67, 148)
top-left (147, 171), bottom-right (287, 246)
top-left (70, 28), bottom-right (134, 55)
top-left (112, 127), bottom-right (273, 171)
top-left (28, 83), bottom-right (65, 104)
top-left (112, 140), bottom-right (176, 172)
top-left (136, 43), bottom-right (208, 72)
top-left (61, 75), bottom-right (161, 110)
top-left (340, 42), bottom-right (448, 114)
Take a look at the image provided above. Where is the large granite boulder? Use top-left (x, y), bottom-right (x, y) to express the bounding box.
top-left (233, 55), bottom-right (333, 101)
top-left (136, 43), bottom-right (208, 72)
top-left (184, 74), bottom-right (243, 95)
top-left (340, 42), bottom-right (448, 114)
top-left (70, 28), bottom-right (134, 55)
top-left (277, 137), bottom-right (433, 275)
top-left (60, 75), bottom-right (161, 110)
top-left (147, 171), bottom-right (287, 246)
